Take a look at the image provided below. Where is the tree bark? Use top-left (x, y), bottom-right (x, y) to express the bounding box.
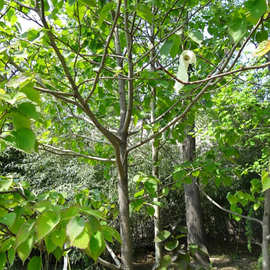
top-left (262, 189), bottom-right (270, 270)
top-left (182, 128), bottom-right (210, 266)
top-left (117, 142), bottom-right (133, 270)
top-left (151, 89), bottom-right (163, 268)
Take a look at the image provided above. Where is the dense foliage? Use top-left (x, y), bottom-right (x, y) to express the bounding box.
top-left (0, 0), bottom-right (270, 269)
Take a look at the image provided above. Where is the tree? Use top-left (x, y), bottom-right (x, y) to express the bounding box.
top-left (0, 0), bottom-right (270, 269)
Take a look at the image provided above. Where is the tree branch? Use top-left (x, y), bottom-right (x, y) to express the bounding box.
top-left (97, 257), bottom-right (120, 270)
top-left (198, 184), bottom-right (263, 226)
top-left (40, 144), bottom-right (115, 162)
top-left (106, 244), bottom-right (121, 267)
top-left (159, 61), bottom-right (270, 86)
top-left (13, 0), bottom-right (37, 11)
top-left (85, 0), bottom-right (122, 102)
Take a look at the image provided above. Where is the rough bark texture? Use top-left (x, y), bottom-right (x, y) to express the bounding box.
top-left (182, 131), bottom-right (210, 266)
top-left (262, 189), bottom-right (270, 270)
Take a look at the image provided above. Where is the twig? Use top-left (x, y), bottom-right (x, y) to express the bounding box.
top-left (40, 144), bottom-right (115, 162)
top-left (198, 184), bottom-right (263, 225)
top-left (106, 244), bottom-right (121, 267)
top-left (158, 61), bottom-right (270, 87)
top-left (97, 257), bottom-right (120, 270)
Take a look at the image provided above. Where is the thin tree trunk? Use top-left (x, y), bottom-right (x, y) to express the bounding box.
top-left (262, 189), bottom-right (270, 270)
top-left (151, 88), bottom-right (163, 268)
top-left (182, 127), bottom-right (210, 266)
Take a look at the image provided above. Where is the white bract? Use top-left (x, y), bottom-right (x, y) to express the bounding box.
top-left (174, 50), bottom-right (196, 91)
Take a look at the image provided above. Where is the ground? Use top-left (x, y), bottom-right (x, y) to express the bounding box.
top-left (210, 254), bottom-right (258, 270)
top-left (134, 244), bottom-right (260, 269)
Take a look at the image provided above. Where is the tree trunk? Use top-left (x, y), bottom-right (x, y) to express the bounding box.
top-left (182, 129), bottom-right (210, 266)
top-left (152, 138), bottom-right (162, 268)
top-left (262, 189), bottom-right (270, 270)
top-left (117, 142), bottom-right (133, 270)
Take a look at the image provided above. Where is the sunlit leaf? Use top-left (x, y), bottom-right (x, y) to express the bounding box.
top-left (262, 171), bottom-right (270, 192)
top-left (0, 176), bottom-right (13, 191)
top-left (254, 40), bottom-right (270, 57)
top-left (188, 30), bottom-right (203, 45)
top-left (89, 231), bottom-right (105, 261)
top-left (36, 210), bottom-right (61, 241)
top-left (17, 234), bottom-right (34, 263)
top-left (66, 216), bottom-right (85, 243)
top-left (155, 230), bottom-right (171, 243)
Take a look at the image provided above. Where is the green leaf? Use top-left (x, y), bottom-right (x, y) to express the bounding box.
top-left (254, 40), bottom-right (270, 57)
top-left (51, 222), bottom-right (66, 248)
top-left (45, 234), bottom-right (57, 253)
top-left (61, 206), bottom-right (79, 220)
top-left (34, 200), bottom-right (53, 213)
top-left (0, 0), bottom-right (4, 10)
top-left (36, 210), bottom-right (61, 241)
top-left (72, 227), bottom-right (90, 249)
top-left (79, 0), bottom-right (96, 7)
top-left (0, 253), bottom-right (6, 270)
top-left (173, 169), bottom-right (185, 181)
top-left (160, 39), bottom-right (174, 56)
top-left (262, 171), bottom-right (270, 192)
top-left (155, 230), bottom-right (171, 243)
top-left (134, 189), bottom-right (144, 198)
top-left (159, 254), bottom-right (172, 268)
top-left (136, 4), bottom-right (154, 23)
top-left (256, 30), bottom-right (268, 43)
top-left (226, 192), bottom-right (238, 205)
top-left (14, 128), bottom-right (36, 152)
top-left (11, 112), bottom-right (31, 130)
top-left (253, 202), bottom-right (260, 211)
top-left (17, 234), bottom-right (34, 263)
top-left (0, 176), bottom-right (12, 191)
top-left (245, 0), bottom-right (267, 24)
top-left (17, 102), bottom-right (40, 120)
top-left (24, 29), bottom-right (40, 41)
top-left (165, 240), bottom-right (179, 251)
top-left (97, 2), bottom-right (114, 26)
top-left (229, 18), bottom-right (247, 42)
top-left (145, 205), bottom-right (155, 216)
top-left (8, 248), bottom-right (15, 266)
top-left (89, 231), bottom-right (105, 261)
top-left (6, 75), bottom-right (31, 89)
top-left (21, 83), bottom-right (41, 104)
top-left (52, 247), bottom-right (63, 261)
top-left (130, 199), bottom-right (144, 212)
top-left (27, 256), bottom-right (42, 270)
top-left (87, 216), bottom-right (100, 234)
top-left (102, 225), bottom-right (121, 243)
top-left (188, 30), bottom-right (203, 45)
top-left (66, 216), bottom-right (85, 243)
top-left (192, 170), bottom-right (200, 177)
top-left (80, 207), bottom-right (105, 220)
top-left (16, 221), bottom-right (35, 248)
top-left (0, 238), bottom-right (14, 252)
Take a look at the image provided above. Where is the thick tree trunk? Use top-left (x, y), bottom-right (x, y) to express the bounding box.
top-left (117, 142), bottom-right (133, 270)
top-left (182, 130), bottom-right (210, 266)
top-left (262, 189), bottom-right (270, 270)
